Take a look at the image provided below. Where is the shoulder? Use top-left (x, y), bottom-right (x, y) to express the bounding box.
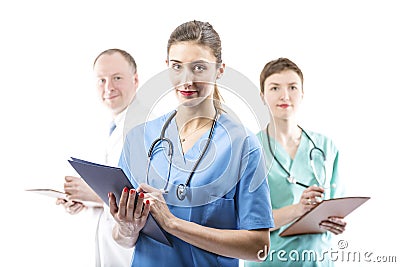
top-left (302, 128), bottom-right (339, 155)
top-left (125, 111), bottom-right (175, 141)
top-left (219, 113), bottom-right (262, 150)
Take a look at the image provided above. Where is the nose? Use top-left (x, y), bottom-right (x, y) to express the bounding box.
top-left (105, 79), bottom-right (114, 93)
top-left (280, 88), bottom-right (289, 100)
top-left (182, 68), bottom-right (194, 89)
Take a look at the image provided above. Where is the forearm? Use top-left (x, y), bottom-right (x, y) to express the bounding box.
top-left (271, 205), bottom-right (302, 231)
top-left (165, 217), bottom-right (270, 261)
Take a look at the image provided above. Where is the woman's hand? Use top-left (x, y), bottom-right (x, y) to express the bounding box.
top-left (109, 187), bottom-right (150, 247)
top-left (138, 183), bottom-right (176, 230)
top-left (320, 217), bottom-right (347, 235)
top-left (296, 185), bottom-right (325, 215)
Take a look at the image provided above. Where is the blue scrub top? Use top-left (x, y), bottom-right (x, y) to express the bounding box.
top-left (119, 111), bottom-right (274, 267)
top-left (245, 129), bottom-right (344, 267)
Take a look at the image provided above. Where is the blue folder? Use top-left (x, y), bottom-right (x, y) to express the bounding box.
top-left (68, 157), bottom-right (172, 247)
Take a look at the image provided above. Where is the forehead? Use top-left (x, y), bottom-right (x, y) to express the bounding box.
top-left (168, 42), bottom-right (216, 63)
top-left (264, 69), bottom-right (302, 85)
top-left (94, 53), bottom-right (132, 76)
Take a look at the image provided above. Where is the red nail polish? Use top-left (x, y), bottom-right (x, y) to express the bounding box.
top-left (130, 189), bottom-right (135, 194)
top-left (139, 192), bottom-right (144, 198)
top-left (146, 200), bottom-right (150, 205)
top-left (123, 187), bottom-right (128, 193)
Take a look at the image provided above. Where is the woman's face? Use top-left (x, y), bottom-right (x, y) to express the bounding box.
top-left (261, 69), bottom-right (303, 121)
top-left (167, 42), bottom-right (222, 107)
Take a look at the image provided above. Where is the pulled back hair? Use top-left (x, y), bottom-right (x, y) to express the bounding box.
top-left (93, 48), bottom-right (137, 74)
top-left (260, 58), bottom-right (303, 93)
top-left (167, 20), bottom-right (223, 110)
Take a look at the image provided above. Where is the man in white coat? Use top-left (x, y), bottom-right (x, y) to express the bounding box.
top-left (56, 48), bottom-right (139, 267)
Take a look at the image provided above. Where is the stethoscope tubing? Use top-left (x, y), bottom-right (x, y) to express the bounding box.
top-left (266, 124), bottom-right (327, 188)
top-left (146, 109), bottom-right (218, 200)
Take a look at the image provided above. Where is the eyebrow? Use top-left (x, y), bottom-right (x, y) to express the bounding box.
top-left (169, 59), bottom-right (210, 64)
top-left (267, 82), bottom-right (299, 86)
top-left (96, 72), bottom-right (124, 78)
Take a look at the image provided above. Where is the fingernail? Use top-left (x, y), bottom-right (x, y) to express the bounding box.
top-left (146, 200), bottom-right (150, 205)
top-left (139, 192), bottom-right (144, 198)
top-left (123, 187), bottom-right (128, 193)
top-left (130, 189), bottom-right (135, 194)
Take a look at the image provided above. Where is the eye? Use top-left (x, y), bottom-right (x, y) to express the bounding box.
top-left (290, 86), bottom-right (297, 90)
top-left (114, 76), bottom-right (122, 81)
top-left (98, 78), bottom-right (106, 85)
top-left (172, 63), bottom-right (182, 71)
top-left (193, 64), bottom-right (207, 73)
top-left (270, 86), bottom-right (279, 91)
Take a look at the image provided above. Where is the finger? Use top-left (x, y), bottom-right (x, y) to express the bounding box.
top-left (328, 217), bottom-right (347, 227)
top-left (108, 192), bottom-right (118, 216)
top-left (65, 176), bottom-right (79, 182)
top-left (126, 189), bottom-right (137, 218)
top-left (134, 192), bottom-right (145, 219)
top-left (320, 221), bottom-right (344, 234)
top-left (56, 198), bottom-right (67, 205)
top-left (305, 185), bottom-right (324, 194)
top-left (138, 183), bottom-right (158, 193)
top-left (118, 187), bottom-right (129, 217)
top-left (69, 202), bottom-right (84, 214)
top-left (141, 199), bottom-right (151, 219)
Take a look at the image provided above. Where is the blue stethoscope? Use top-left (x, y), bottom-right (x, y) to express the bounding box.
top-left (145, 109), bottom-right (218, 201)
top-left (266, 124), bottom-right (327, 189)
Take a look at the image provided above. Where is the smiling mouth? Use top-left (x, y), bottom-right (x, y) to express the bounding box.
top-left (278, 104), bottom-right (290, 108)
top-left (179, 90), bottom-right (197, 97)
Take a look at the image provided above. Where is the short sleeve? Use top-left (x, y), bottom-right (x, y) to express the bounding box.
top-left (235, 135), bottom-right (275, 230)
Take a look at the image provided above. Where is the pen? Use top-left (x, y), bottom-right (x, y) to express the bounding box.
top-left (286, 177), bottom-right (310, 188)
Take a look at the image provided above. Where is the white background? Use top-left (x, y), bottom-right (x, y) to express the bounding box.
top-left (1, 0), bottom-right (399, 266)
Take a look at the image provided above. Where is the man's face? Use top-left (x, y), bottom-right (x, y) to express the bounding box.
top-left (94, 52), bottom-right (138, 116)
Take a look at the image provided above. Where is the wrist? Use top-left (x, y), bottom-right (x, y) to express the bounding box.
top-left (164, 216), bottom-right (180, 234)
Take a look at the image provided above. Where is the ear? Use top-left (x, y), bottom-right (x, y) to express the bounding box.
top-left (133, 73), bottom-right (139, 88)
top-left (216, 63), bottom-right (225, 79)
top-left (260, 91), bottom-right (266, 105)
top-left (165, 59), bottom-right (169, 67)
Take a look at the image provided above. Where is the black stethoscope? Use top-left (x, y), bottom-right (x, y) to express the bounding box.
top-left (266, 124), bottom-right (327, 188)
top-left (145, 109), bottom-right (218, 201)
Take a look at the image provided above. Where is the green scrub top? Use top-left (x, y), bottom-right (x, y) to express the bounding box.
top-left (245, 129), bottom-right (344, 267)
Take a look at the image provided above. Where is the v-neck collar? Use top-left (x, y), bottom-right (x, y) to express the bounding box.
top-left (167, 117), bottom-right (213, 163)
top-left (268, 131), bottom-right (308, 172)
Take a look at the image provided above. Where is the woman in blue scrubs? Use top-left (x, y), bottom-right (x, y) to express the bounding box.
top-left (245, 58), bottom-right (347, 267)
top-left (108, 20), bottom-right (274, 267)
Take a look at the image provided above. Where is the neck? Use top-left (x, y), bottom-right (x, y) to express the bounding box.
top-left (267, 118), bottom-right (301, 144)
top-left (176, 99), bottom-right (216, 131)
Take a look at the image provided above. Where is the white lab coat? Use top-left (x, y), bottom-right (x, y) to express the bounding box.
top-left (94, 108), bottom-right (134, 267)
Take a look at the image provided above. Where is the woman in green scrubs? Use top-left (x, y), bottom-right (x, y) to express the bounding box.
top-left (245, 58), bottom-right (347, 267)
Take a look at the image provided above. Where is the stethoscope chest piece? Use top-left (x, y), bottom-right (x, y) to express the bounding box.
top-left (176, 184), bottom-right (187, 201)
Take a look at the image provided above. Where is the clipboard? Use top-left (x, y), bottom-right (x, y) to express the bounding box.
top-left (68, 157), bottom-right (172, 247)
top-left (279, 196), bottom-right (370, 237)
top-left (25, 188), bottom-right (104, 208)
top-left (26, 188), bottom-right (68, 200)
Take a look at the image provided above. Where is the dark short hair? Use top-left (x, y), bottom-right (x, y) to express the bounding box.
top-left (260, 58), bottom-right (303, 93)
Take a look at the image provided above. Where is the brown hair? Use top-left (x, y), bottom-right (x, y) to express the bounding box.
top-left (93, 48), bottom-right (137, 74)
top-left (167, 20), bottom-right (224, 110)
top-left (260, 58), bottom-right (303, 93)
